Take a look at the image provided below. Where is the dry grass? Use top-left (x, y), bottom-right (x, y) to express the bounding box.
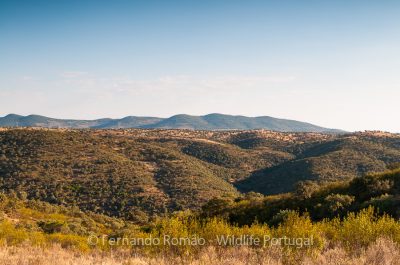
top-left (303, 238), bottom-right (400, 265)
top-left (1, 238), bottom-right (399, 265)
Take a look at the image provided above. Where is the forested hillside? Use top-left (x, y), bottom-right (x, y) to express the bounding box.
top-left (203, 168), bottom-right (400, 225)
top-left (0, 128), bottom-right (399, 221)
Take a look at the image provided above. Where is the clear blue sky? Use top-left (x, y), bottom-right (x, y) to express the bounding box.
top-left (1, 0), bottom-right (399, 131)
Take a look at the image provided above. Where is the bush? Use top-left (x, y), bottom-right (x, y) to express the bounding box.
top-left (324, 194), bottom-right (355, 213)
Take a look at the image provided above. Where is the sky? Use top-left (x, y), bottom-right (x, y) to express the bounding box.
top-left (1, 0), bottom-right (399, 132)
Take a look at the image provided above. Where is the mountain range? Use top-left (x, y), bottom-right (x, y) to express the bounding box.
top-left (0, 113), bottom-right (342, 132)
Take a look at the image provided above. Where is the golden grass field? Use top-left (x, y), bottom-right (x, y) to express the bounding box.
top-left (0, 237), bottom-right (399, 265)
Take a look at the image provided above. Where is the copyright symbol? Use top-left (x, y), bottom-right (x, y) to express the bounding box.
top-left (87, 234), bottom-right (99, 246)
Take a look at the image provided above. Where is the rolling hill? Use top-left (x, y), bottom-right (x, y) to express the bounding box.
top-left (0, 113), bottom-right (342, 132)
top-left (0, 128), bottom-right (399, 222)
top-left (237, 133), bottom-right (400, 195)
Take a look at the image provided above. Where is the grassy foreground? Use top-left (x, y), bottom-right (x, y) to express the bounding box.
top-left (0, 238), bottom-right (399, 265)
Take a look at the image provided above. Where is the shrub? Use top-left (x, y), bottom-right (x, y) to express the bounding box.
top-left (324, 194), bottom-right (355, 213)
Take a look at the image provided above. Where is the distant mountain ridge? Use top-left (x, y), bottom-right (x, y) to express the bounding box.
top-left (0, 113), bottom-right (343, 132)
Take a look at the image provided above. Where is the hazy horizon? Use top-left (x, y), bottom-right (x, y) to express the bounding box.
top-left (1, 1), bottom-right (400, 132)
